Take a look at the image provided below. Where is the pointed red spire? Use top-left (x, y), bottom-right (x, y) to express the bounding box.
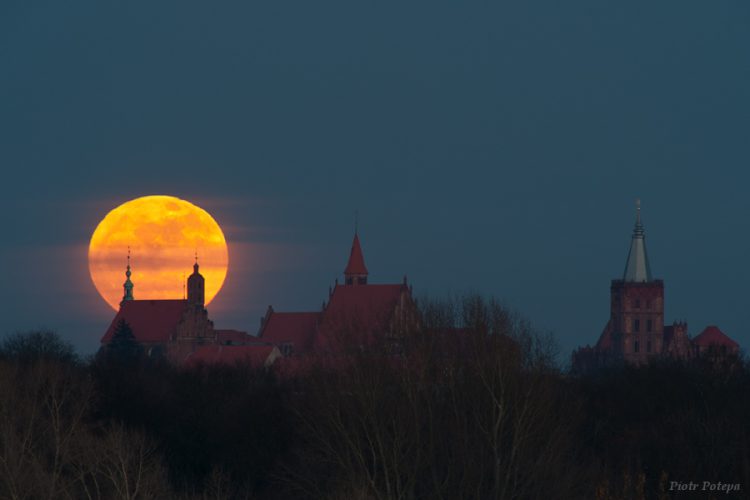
top-left (344, 233), bottom-right (368, 282)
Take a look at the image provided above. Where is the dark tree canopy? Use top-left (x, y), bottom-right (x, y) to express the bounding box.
top-left (105, 319), bottom-right (143, 362)
top-left (0, 330), bottom-right (77, 364)
top-left (2, 298), bottom-right (749, 498)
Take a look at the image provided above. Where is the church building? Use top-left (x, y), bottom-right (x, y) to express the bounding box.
top-left (257, 230), bottom-right (417, 356)
top-left (572, 202), bottom-right (740, 372)
top-left (101, 230), bottom-right (416, 367)
top-left (101, 252), bottom-right (280, 367)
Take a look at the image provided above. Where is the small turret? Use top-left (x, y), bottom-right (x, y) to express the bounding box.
top-left (187, 252), bottom-right (205, 307)
top-left (344, 232), bottom-right (368, 285)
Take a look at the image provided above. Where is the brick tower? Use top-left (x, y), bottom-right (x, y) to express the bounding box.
top-left (609, 200), bottom-right (664, 364)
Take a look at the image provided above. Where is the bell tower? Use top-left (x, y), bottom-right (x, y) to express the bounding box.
top-left (610, 201), bottom-right (664, 364)
top-left (187, 252), bottom-right (205, 307)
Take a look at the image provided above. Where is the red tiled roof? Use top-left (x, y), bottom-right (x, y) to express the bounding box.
top-left (692, 326), bottom-right (739, 349)
top-left (215, 329), bottom-right (252, 344)
top-left (317, 284), bottom-right (406, 348)
top-left (260, 312), bottom-right (320, 352)
top-left (184, 344), bottom-right (279, 368)
top-left (344, 234), bottom-right (368, 276)
top-left (102, 300), bottom-right (187, 344)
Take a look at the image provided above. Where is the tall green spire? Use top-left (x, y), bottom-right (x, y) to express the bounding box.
top-left (121, 246), bottom-right (134, 305)
top-left (623, 199), bottom-right (653, 282)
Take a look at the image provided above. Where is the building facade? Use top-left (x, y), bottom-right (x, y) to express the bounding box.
top-left (101, 254), bottom-right (280, 367)
top-left (572, 203), bottom-right (739, 372)
top-left (257, 231), bottom-right (417, 357)
top-left (101, 230), bottom-right (415, 367)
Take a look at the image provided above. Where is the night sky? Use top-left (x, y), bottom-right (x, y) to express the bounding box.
top-left (2, 2), bottom-right (749, 362)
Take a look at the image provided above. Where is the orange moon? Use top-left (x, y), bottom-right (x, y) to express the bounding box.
top-left (89, 195), bottom-right (228, 311)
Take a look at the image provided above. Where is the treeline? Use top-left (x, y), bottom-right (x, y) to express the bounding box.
top-left (0, 299), bottom-right (748, 499)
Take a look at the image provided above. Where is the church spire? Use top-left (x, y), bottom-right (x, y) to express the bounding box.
top-left (344, 230), bottom-right (368, 285)
top-left (623, 199), bottom-right (653, 282)
top-left (121, 246), bottom-right (134, 305)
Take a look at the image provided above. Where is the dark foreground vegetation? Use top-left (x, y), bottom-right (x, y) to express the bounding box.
top-left (1, 299), bottom-right (748, 499)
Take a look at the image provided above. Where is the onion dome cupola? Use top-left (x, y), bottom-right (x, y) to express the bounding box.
top-left (121, 247), bottom-right (134, 306)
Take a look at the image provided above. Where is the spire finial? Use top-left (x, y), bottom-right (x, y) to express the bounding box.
top-left (355, 209), bottom-right (359, 235)
top-left (121, 246), bottom-right (134, 304)
top-left (633, 198), bottom-right (644, 237)
top-left (636, 198), bottom-right (641, 225)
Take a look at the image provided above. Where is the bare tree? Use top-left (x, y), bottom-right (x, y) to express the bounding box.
top-left (278, 295), bottom-right (582, 500)
top-left (0, 360), bottom-right (92, 499)
top-left (0, 330), bottom-right (77, 364)
top-left (80, 424), bottom-right (169, 500)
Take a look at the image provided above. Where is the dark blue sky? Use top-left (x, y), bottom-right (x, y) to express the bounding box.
top-left (2, 1), bottom-right (749, 362)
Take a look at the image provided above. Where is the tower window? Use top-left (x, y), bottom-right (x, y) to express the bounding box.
top-left (634, 319), bottom-right (640, 332)
top-left (647, 320), bottom-right (652, 332)
top-left (634, 341), bottom-right (640, 353)
top-left (647, 341), bottom-right (652, 353)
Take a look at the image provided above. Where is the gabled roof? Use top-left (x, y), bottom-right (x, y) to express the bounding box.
top-left (319, 284), bottom-right (406, 341)
top-left (102, 299), bottom-right (187, 344)
top-left (344, 233), bottom-right (368, 276)
top-left (259, 311), bottom-right (320, 352)
top-left (623, 202), bottom-right (653, 282)
top-left (215, 329), bottom-right (253, 344)
top-left (692, 326), bottom-right (739, 349)
top-left (184, 344), bottom-right (280, 367)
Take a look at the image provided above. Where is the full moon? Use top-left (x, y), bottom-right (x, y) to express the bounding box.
top-left (89, 195), bottom-right (229, 311)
